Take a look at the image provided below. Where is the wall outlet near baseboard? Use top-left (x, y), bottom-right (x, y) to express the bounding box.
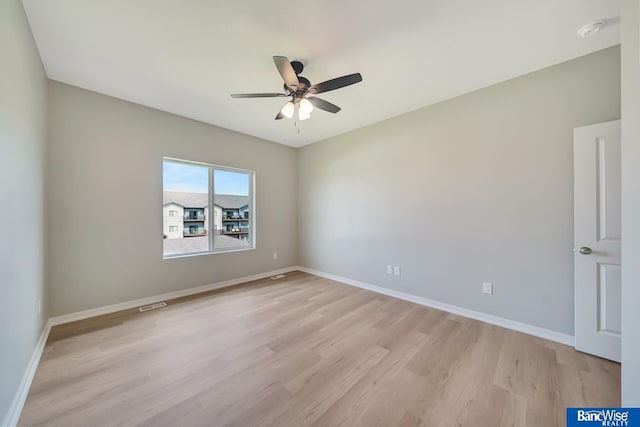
top-left (386, 265), bottom-right (393, 274)
top-left (393, 266), bottom-right (401, 276)
top-left (273, 252), bottom-right (278, 260)
top-left (483, 282), bottom-right (493, 295)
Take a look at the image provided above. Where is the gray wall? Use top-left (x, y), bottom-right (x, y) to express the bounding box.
top-left (48, 82), bottom-right (297, 316)
top-left (298, 47), bottom-right (620, 335)
top-left (0, 0), bottom-right (49, 422)
top-left (621, 0), bottom-right (640, 405)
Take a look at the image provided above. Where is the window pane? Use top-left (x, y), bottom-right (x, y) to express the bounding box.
top-left (213, 169), bottom-right (251, 250)
top-left (163, 160), bottom-right (210, 256)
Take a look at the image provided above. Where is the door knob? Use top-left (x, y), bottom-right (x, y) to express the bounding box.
top-left (576, 246), bottom-right (592, 255)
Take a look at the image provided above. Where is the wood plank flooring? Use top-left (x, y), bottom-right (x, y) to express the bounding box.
top-left (19, 271), bottom-right (620, 427)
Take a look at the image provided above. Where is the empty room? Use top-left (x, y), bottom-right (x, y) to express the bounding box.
top-left (2, 0), bottom-right (639, 426)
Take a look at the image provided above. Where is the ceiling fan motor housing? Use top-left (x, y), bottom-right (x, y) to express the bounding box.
top-left (285, 75), bottom-right (311, 96)
top-left (284, 60), bottom-right (309, 96)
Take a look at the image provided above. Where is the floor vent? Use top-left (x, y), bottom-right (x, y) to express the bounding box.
top-left (138, 302), bottom-right (167, 312)
top-left (270, 274), bottom-right (286, 280)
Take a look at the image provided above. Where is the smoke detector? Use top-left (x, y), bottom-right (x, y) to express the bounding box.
top-left (577, 20), bottom-right (606, 38)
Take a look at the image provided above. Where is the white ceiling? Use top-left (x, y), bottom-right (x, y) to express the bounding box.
top-left (22, 0), bottom-right (620, 148)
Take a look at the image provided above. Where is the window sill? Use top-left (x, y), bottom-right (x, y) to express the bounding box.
top-left (163, 246), bottom-right (255, 260)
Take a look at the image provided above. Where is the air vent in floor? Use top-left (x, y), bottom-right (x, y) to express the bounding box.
top-left (138, 302), bottom-right (167, 312)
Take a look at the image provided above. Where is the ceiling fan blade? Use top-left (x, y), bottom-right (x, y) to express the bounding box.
top-left (275, 111), bottom-right (285, 120)
top-left (307, 96), bottom-right (341, 113)
top-left (230, 93), bottom-right (287, 98)
top-left (309, 73), bottom-right (362, 94)
top-left (273, 56), bottom-right (299, 90)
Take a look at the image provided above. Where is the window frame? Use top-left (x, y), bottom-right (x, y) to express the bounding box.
top-left (163, 157), bottom-right (255, 259)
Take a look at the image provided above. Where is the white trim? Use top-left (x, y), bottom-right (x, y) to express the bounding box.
top-left (2, 319), bottom-right (52, 427)
top-left (163, 246), bottom-right (255, 260)
top-left (50, 267), bottom-right (296, 326)
top-left (296, 266), bottom-right (575, 347)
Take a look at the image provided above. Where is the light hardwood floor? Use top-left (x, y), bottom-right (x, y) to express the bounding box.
top-left (19, 271), bottom-right (619, 427)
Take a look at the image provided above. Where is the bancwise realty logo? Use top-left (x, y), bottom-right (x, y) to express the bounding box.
top-left (567, 408), bottom-right (640, 426)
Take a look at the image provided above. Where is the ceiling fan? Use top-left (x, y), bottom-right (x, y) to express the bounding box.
top-left (231, 56), bottom-right (363, 121)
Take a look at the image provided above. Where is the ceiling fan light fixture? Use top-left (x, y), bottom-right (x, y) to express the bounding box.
top-left (299, 98), bottom-right (314, 116)
top-left (281, 101), bottom-right (295, 119)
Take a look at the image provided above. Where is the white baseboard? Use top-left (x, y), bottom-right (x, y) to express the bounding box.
top-left (49, 266), bottom-right (297, 326)
top-left (2, 319), bottom-right (52, 427)
top-left (296, 266), bottom-right (575, 347)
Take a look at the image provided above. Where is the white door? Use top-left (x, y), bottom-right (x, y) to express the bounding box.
top-left (574, 120), bottom-right (621, 362)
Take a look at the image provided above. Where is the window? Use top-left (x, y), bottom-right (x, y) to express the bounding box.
top-left (162, 158), bottom-right (254, 258)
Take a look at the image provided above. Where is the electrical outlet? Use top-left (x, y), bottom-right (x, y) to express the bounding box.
top-left (393, 266), bottom-right (401, 276)
top-left (386, 265), bottom-right (393, 274)
top-left (273, 252), bottom-right (278, 260)
top-left (483, 282), bottom-right (493, 295)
